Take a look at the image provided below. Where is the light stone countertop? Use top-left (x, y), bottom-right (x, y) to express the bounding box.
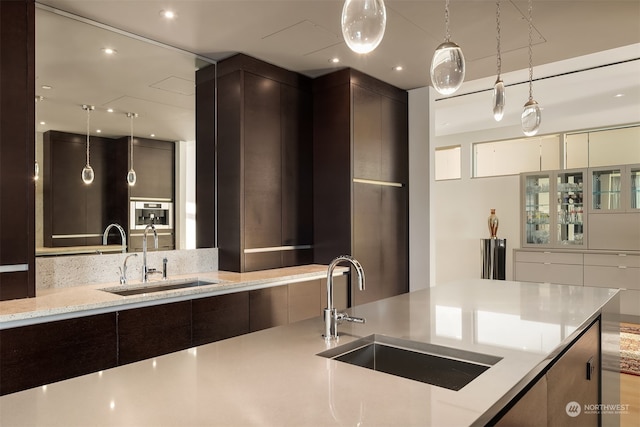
top-left (0, 279), bottom-right (620, 426)
top-left (0, 264), bottom-right (347, 329)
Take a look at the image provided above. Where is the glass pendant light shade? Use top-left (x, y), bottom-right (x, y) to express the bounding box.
top-left (521, 99), bottom-right (541, 136)
top-left (430, 41), bottom-right (465, 95)
top-left (492, 78), bottom-right (505, 121)
top-left (81, 104), bottom-right (95, 184)
top-left (127, 112), bottom-right (137, 186)
top-left (82, 164), bottom-right (95, 184)
top-left (127, 169), bottom-right (137, 186)
top-left (341, 0), bottom-right (387, 54)
top-left (34, 160), bottom-right (40, 181)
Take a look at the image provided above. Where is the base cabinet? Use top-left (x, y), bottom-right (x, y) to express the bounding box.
top-left (192, 292), bottom-right (250, 346)
top-left (495, 319), bottom-right (600, 427)
top-left (117, 301), bottom-right (192, 365)
top-left (0, 313), bottom-right (117, 395)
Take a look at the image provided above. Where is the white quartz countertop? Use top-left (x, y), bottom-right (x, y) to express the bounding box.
top-left (0, 265), bottom-right (346, 328)
top-left (0, 279), bottom-right (618, 427)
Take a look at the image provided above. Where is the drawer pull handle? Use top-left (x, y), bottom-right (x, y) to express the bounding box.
top-left (618, 254), bottom-right (627, 257)
top-left (586, 357), bottom-right (595, 381)
top-left (544, 262), bottom-right (551, 265)
top-left (618, 266), bottom-right (627, 269)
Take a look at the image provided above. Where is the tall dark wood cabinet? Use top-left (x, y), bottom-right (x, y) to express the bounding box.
top-left (313, 69), bottom-right (409, 306)
top-left (215, 54), bottom-right (313, 272)
top-left (0, 0), bottom-right (35, 300)
top-left (127, 137), bottom-right (175, 200)
top-left (43, 131), bottom-right (119, 247)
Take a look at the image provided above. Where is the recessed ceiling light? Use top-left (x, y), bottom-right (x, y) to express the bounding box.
top-left (39, 121), bottom-right (46, 125)
top-left (614, 93), bottom-right (625, 98)
top-left (329, 57), bottom-right (340, 64)
top-left (96, 129), bottom-right (102, 133)
top-left (41, 85), bottom-right (52, 90)
top-left (150, 134), bottom-right (155, 138)
top-left (160, 10), bottom-right (176, 19)
top-left (101, 47), bottom-right (117, 55)
top-left (393, 65), bottom-right (404, 71)
top-left (107, 108), bottom-right (114, 113)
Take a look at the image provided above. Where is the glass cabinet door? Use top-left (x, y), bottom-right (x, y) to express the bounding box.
top-left (631, 166), bottom-right (640, 210)
top-left (591, 168), bottom-right (621, 211)
top-left (556, 171), bottom-right (584, 246)
top-left (524, 174), bottom-right (550, 245)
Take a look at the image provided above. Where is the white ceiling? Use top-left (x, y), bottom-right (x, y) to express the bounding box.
top-left (35, 1), bottom-right (640, 141)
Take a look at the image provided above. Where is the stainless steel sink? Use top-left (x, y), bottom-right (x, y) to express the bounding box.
top-left (317, 334), bottom-right (502, 391)
top-left (100, 279), bottom-right (220, 296)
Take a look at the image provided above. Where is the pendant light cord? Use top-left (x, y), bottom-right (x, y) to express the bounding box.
top-left (129, 113), bottom-right (134, 167)
top-left (85, 107), bottom-right (91, 167)
top-left (527, 0), bottom-right (534, 101)
top-left (444, 0), bottom-right (451, 42)
top-left (496, 0), bottom-right (501, 77)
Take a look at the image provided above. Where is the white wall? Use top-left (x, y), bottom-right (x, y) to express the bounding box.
top-left (410, 44), bottom-right (640, 286)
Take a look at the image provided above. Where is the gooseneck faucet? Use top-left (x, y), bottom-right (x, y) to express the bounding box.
top-left (103, 223), bottom-right (127, 253)
top-left (118, 253), bottom-right (138, 284)
top-left (142, 224), bottom-right (159, 282)
top-left (323, 255), bottom-right (366, 340)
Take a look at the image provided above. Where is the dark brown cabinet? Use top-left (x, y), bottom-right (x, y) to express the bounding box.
top-left (249, 285), bottom-right (289, 332)
top-left (216, 54), bottom-right (313, 272)
top-left (0, 313), bottom-right (117, 395)
top-left (313, 68), bottom-right (409, 306)
top-left (192, 291), bottom-right (250, 346)
top-left (43, 131), bottom-right (118, 247)
top-left (0, 0), bottom-right (35, 300)
top-left (117, 301), bottom-right (192, 365)
top-left (127, 138), bottom-right (175, 200)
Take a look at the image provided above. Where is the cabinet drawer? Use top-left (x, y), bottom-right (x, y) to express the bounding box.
top-left (584, 253), bottom-right (640, 268)
top-left (583, 265), bottom-right (640, 290)
top-left (515, 262), bottom-right (583, 285)
top-left (515, 251), bottom-right (583, 265)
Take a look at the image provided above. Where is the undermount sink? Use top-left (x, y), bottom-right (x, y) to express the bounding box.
top-left (317, 334), bottom-right (502, 391)
top-left (100, 279), bottom-right (220, 296)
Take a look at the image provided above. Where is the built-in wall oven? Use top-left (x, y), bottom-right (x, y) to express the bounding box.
top-left (130, 200), bottom-right (173, 230)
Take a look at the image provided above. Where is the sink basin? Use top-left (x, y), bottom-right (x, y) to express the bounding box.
top-left (317, 334), bottom-right (502, 391)
top-left (101, 279), bottom-right (220, 296)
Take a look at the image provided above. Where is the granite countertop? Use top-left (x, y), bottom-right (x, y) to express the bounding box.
top-left (0, 279), bottom-right (619, 426)
top-left (0, 265), bottom-right (347, 328)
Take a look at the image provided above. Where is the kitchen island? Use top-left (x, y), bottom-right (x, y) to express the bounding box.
top-left (0, 279), bottom-right (620, 426)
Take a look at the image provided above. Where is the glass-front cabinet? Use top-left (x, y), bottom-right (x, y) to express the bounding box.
top-left (522, 169), bottom-right (586, 248)
top-left (589, 164), bottom-right (640, 213)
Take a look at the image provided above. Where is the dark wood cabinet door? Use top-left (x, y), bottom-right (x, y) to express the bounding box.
top-left (192, 292), bottom-right (250, 346)
top-left (117, 301), bottom-right (192, 365)
top-left (353, 84), bottom-right (382, 181)
top-left (288, 279), bottom-right (321, 323)
top-left (353, 182), bottom-right (408, 305)
top-left (381, 96), bottom-right (409, 184)
top-left (0, 313), bottom-right (117, 396)
top-left (249, 285), bottom-right (288, 332)
top-left (243, 72), bottom-right (282, 251)
top-left (129, 139), bottom-right (175, 200)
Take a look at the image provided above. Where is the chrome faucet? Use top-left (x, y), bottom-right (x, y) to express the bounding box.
top-left (118, 253), bottom-right (138, 284)
top-left (103, 223), bottom-right (127, 253)
top-left (323, 255), bottom-right (366, 340)
top-left (142, 224), bottom-right (159, 282)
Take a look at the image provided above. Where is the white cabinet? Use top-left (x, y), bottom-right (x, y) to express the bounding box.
top-left (522, 169), bottom-right (586, 248)
top-left (514, 251), bottom-right (583, 285)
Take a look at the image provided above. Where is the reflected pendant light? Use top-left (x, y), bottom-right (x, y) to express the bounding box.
top-left (430, 0), bottom-right (465, 96)
top-left (81, 105), bottom-right (95, 184)
top-left (341, 0), bottom-right (387, 54)
top-left (34, 96), bottom-right (43, 181)
top-left (126, 112), bottom-right (138, 186)
top-left (521, 0), bottom-right (541, 136)
top-left (493, 0), bottom-right (505, 121)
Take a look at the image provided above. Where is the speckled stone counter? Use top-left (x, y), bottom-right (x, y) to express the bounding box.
top-left (0, 279), bottom-right (620, 426)
top-left (0, 264), bottom-right (345, 329)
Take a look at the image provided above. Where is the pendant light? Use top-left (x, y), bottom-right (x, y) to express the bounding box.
top-left (521, 0), bottom-right (541, 136)
top-left (341, 0), bottom-right (387, 54)
top-left (430, 0), bottom-right (465, 96)
top-left (126, 112), bottom-right (138, 186)
top-left (492, 0), bottom-right (505, 121)
top-left (81, 105), bottom-right (95, 184)
top-left (34, 96), bottom-right (43, 181)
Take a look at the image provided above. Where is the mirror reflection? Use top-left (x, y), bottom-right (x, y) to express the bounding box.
top-left (35, 5), bottom-right (215, 256)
